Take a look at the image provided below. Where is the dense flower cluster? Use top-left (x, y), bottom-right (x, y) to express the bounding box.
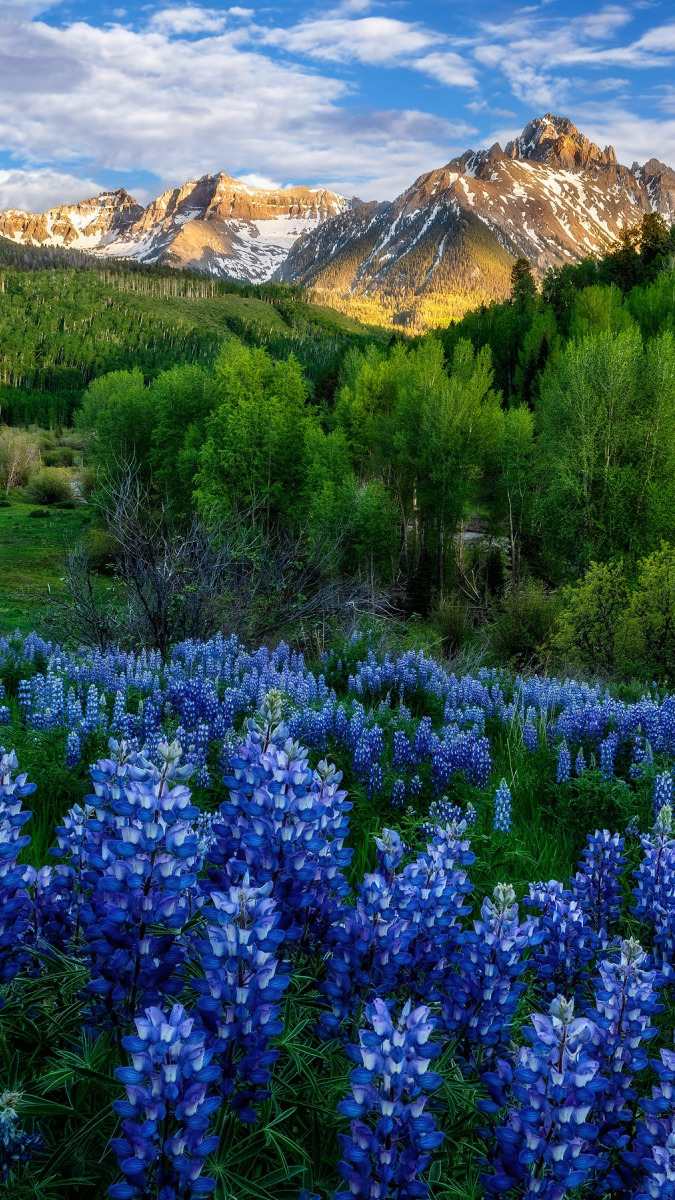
top-left (336, 999), bottom-right (443, 1200)
top-left (570, 829), bottom-right (626, 937)
top-left (493, 779), bottom-right (512, 833)
top-left (482, 995), bottom-right (607, 1198)
top-left (441, 883), bottom-right (539, 1063)
top-left (191, 875), bottom-right (289, 1123)
top-left (110, 1003), bottom-right (221, 1199)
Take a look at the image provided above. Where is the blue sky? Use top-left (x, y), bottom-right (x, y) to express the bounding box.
top-left (1, 0), bottom-right (675, 211)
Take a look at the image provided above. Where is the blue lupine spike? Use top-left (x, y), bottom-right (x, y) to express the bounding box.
top-left (336, 998), bottom-right (443, 1200)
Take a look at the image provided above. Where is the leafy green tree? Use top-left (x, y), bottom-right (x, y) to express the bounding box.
top-left (149, 364), bottom-right (214, 514)
top-left (535, 326), bottom-right (675, 574)
top-left (513, 309), bottom-right (560, 407)
top-left (511, 257), bottom-right (537, 305)
top-left (416, 340), bottom-right (503, 601)
top-left (621, 544), bottom-right (675, 677)
top-left (552, 561), bottom-right (630, 674)
top-left (195, 339), bottom-right (315, 524)
top-left (76, 368), bottom-right (156, 479)
top-left (495, 406), bottom-right (535, 588)
top-left (568, 284), bottom-right (633, 340)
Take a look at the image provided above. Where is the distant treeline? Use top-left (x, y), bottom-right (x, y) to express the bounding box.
top-left (0, 233), bottom-right (306, 300)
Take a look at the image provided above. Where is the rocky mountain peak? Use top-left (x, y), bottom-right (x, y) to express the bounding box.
top-left (505, 113), bottom-right (617, 170)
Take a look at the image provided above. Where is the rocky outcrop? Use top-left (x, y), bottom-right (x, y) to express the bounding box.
top-left (0, 189), bottom-right (143, 249)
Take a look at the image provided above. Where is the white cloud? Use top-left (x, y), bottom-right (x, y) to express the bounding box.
top-left (413, 51), bottom-right (478, 89)
top-left (0, 6), bottom-right (475, 203)
top-left (264, 16), bottom-right (438, 67)
top-left (0, 167), bottom-right (105, 213)
top-left (149, 8), bottom-right (228, 35)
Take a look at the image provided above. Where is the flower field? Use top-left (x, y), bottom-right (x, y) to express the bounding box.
top-left (2, 628), bottom-right (675, 1198)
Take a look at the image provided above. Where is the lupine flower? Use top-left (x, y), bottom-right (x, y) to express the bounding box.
top-left (442, 883), bottom-right (539, 1063)
top-left (109, 1003), bottom-right (221, 1199)
top-left (65, 730), bottom-right (81, 768)
top-left (626, 1041), bottom-right (675, 1198)
top-left (73, 739), bottom-right (202, 1027)
top-left (409, 775), bottom-right (423, 800)
top-left (391, 778), bottom-right (406, 808)
top-left (589, 939), bottom-right (661, 1160)
top-left (394, 822), bottom-right (474, 1000)
top-left (556, 741), bottom-right (572, 784)
top-left (209, 692), bottom-right (353, 948)
top-left (419, 796), bottom-right (463, 842)
top-left (600, 733), bottom-right (619, 779)
top-left (0, 750), bottom-right (37, 982)
top-left (575, 748), bottom-right (587, 776)
top-left (482, 996), bottom-right (607, 1197)
top-left (570, 829), bottom-right (626, 936)
top-left (653, 772), bottom-right (674, 820)
top-left (525, 881), bottom-right (596, 1002)
top-left (493, 780), bottom-right (512, 833)
top-left (336, 999), bottom-right (443, 1200)
top-left (523, 721), bottom-right (539, 753)
top-left (191, 874), bottom-right (289, 1123)
top-left (0, 1091), bottom-right (43, 1184)
top-left (373, 828), bottom-right (405, 883)
top-left (317, 869), bottom-right (413, 1041)
top-left (632, 805), bottom-right (675, 977)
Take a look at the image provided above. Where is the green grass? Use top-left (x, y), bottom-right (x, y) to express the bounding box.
top-left (0, 497), bottom-right (92, 634)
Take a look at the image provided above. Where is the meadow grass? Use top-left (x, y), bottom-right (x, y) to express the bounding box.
top-left (0, 498), bottom-right (93, 635)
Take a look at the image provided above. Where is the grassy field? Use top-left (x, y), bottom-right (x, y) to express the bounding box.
top-left (0, 498), bottom-right (92, 634)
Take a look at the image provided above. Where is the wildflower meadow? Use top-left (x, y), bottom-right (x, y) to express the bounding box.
top-left (2, 627), bottom-right (675, 1198)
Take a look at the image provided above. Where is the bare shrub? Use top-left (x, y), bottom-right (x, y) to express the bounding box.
top-left (43, 460), bottom-right (392, 652)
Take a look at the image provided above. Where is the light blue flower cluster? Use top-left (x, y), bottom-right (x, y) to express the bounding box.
top-left (110, 1003), bottom-right (221, 1199)
top-left (64, 739), bottom-right (203, 1027)
top-left (571, 829), bottom-right (626, 937)
top-left (483, 995), bottom-right (607, 1198)
top-left (493, 779), bottom-right (512, 833)
top-left (0, 1090), bottom-right (42, 1185)
top-left (336, 998), bottom-right (443, 1200)
top-left (525, 880), bottom-right (596, 1002)
top-left (441, 883), bottom-right (539, 1063)
top-left (191, 875), bottom-right (289, 1124)
top-left (208, 691), bottom-right (353, 948)
top-left (590, 938), bottom-right (662, 1157)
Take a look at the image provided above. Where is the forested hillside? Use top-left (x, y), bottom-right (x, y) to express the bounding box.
top-left (0, 236), bottom-right (385, 425)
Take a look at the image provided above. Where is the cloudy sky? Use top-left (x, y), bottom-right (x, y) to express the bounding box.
top-left (1, 0), bottom-right (675, 212)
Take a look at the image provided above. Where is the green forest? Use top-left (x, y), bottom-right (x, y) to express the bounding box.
top-left (2, 214), bottom-right (675, 679)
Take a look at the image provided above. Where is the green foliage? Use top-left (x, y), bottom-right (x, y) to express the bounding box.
top-left (76, 368), bottom-right (156, 479)
top-left (535, 327), bottom-right (675, 574)
top-left (0, 499), bottom-right (95, 634)
top-left (552, 560), bottom-right (630, 674)
top-left (489, 583), bottom-right (560, 668)
top-left (621, 544), bottom-right (675, 678)
top-left (25, 469), bottom-right (75, 506)
top-left (553, 545), bottom-right (675, 679)
top-left (196, 340), bottom-right (315, 523)
top-left (548, 767), bottom-right (651, 847)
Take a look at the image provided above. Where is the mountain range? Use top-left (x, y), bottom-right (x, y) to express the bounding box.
top-left (2, 114), bottom-right (674, 329)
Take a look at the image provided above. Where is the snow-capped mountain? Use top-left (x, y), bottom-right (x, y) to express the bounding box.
top-left (278, 115), bottom-right (675, 327)
top-left (1, 116), bottom-right (674, 324)
top-left (0, 174), bottom-right (350, 284)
